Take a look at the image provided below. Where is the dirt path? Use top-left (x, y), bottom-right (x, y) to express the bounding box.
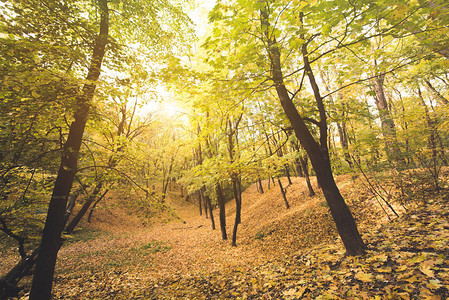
top-left (6, 172), bottom-right (446, 298)
top-left (47, 177), bottom-right (334, 297)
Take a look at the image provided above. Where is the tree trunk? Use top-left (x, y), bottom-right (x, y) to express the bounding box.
top-left (205, 192), bottom-right (215, 230)
top-left (424, 79), bottom-right (449, 106)
top-left (65, 183), bottom-right (103, 234)
top-left (292, 139), bottom-right (315, 196)
top-left (198, 190), bottom-right (203, 216)
top-left (417, 85), bottom-right (442, 190)
top-left (0, 218), bottom-right (26, 259)
top-left (295, 157), bottom-right (304, 177)
top-left (215, 183), bottom-right (227, 240)
top-left (0, 248), bottom-right (39, 298)
top-left (231, 177), bottom-right (242, 246)
top-left (63, 186), bottom-right (83, 226)
top-left (372, 72), bottom-right (405, 165)
top-left (277, 178), bottom-right (290, 209)
top-left (299, 155), bottom-right (315, 197)
top-left (319, 70), bottom-right (353, 168)
top-left (285, 165), bottom-right (293, 185)
top-left (258, 177), bottom-right (264, 194)
top-left (87, 189), bottom-right (109, 223)
top-left (260, 8), bottom-right (365, 255)
top-left (29, 1), bottom-right (108, 298)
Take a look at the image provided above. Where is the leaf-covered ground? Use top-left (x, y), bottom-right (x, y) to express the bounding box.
top-left (151, 196), bottom-right (449, 299)
top-left (2, 173), bottom-right (448, 299)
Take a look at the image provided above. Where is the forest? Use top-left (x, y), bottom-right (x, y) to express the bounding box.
top-left (0, 0), bottom-right (448, 299)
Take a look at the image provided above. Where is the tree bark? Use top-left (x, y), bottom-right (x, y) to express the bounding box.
top-left (258, 177), bottom-right (264, 194)
top-left (285, 164), bottom-right (293, 185)
top-left (63, 186), bottom-right (83, 226)
top-left (299, 155), bottom-right (315, 197)
top-left (0, 248), bottom-right (39, 298)
top-left (87, 189), bottom-right (109, 223)
top-left (231, 177), bottom-right (242, 246)
top-left (372, 73), bottom-right (404, 165)
top-left (277, 178), bottom-right (290, 209)
top-left (0, 218), bottom-right (26, 259)
top-left (65, 183), bottom-right (103, 233)
top-left (215, 183), bottom-right (227, 240)
top-left (319, 70), bottom-right (353, 168)
top-left (29, 1), bottom-right (108, 298)
top-left (205, 193), bottom-right (215, 230)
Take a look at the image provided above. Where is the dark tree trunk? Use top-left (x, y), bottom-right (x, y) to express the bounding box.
top-left (285, 165), bottom-right (293, 185)
top-left (227, 116), bottom-right (243, 225)
top-left (292, 140), bottom-right (315, 196)
top-left (258, 177), bottom-right (264, 194)
top-left (205, 192), bottom-right (215, 230)
top-left (63, 186), bottom-right (83, 226)
top-left (231, 177), bottom-right (242, 246)
top-left (319, 70), bottom-right (353, 168)
top-left (277, 178), bottom-right (290, 209)
top-left (0, 248), bottom-right (39, 298)
top-left (260, 8), bottom-right (365, 255)
top-left (87, 189), bottom-right (108, 223)
top-left (66, 101), bottom-right (129, 231)
top-left (0, 218), bottom-right (26, 259)
top-left (65, 183), bottom-right (103, 234)
top-left (29, 1), bottom-right (109, 298)
top-left (295, 157), bottom-right (304, 177)
top-left (299, 155), bottom-right (315, 197)
top-left (203, 189), bottom-right (209, 219)
top-left (215, 183), bottom-right (227, 240)
top-left (338, 116), bottom-right (353, 168)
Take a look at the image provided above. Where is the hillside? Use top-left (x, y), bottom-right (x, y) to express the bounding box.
top-left (2, 172), bottom-right (448, 299)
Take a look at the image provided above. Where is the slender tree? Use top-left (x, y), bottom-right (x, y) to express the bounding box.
top-left (30, 1), bottom-right (109, 298)
top-left (259, 6), bottom-right (366, 255)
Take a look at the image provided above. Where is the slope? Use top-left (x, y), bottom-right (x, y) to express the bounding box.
top-left (2, 170), bottom-right (447, 299)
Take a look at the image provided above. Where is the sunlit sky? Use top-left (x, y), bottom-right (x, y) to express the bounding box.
top-left (144, 0), bottom-right (216, 119)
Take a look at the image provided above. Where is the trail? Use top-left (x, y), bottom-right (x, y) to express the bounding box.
top-left (46, 176), bottom-right (341, 298)
top-left (56, 177), bottom-right (324, 280)
top-left (3, 172), bottom-right (448, 298)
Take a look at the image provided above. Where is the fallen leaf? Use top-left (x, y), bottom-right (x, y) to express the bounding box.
top-left (355, 271), bottom-right (373, 282)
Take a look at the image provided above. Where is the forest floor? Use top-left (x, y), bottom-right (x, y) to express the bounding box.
top-left (2, 171), bottom-right (449, 299)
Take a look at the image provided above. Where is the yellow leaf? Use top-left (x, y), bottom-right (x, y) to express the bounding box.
top-left (375, 274), bottom-right (385, 281)
top-left (355, 271), bottom-right (373, 282)
top-left (420, 287), bottom-right (440, 300)
top-left (375, 266), bottom-right (392, 273)
top-left (404, 276), bottom-right (420, 283)
top-left (396, 265), bottom-right (408, 272)
top-left (428, 279), bottom-right (442, 289)
top-left (420, 263), bottom-right (435, 277)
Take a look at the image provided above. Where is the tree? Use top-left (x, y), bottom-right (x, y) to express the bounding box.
top-left (204, 0), bottom-right (367, 255)
top-left (1, 0), bottom-right (192, 297)
top-left (260, 5), bottom-right (365, 255)
top-left (29, 1), bottom-right (110, 298)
